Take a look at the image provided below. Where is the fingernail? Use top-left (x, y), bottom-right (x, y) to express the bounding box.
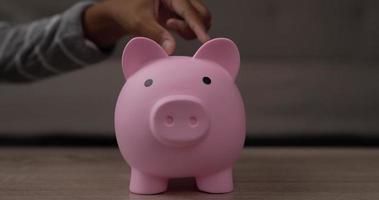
top-left (162, 39), bottom-right (174, 54)
top-left (200, 33), bottom-right (210, 43)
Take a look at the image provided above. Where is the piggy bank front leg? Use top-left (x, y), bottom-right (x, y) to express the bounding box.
top-left (129, 168), bottom-right (168, 194)
top-left (196, 168), bottom-right (233, 193)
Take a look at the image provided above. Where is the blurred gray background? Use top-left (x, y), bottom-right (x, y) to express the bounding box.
top-left (1, 0), bottom-right (379, 141)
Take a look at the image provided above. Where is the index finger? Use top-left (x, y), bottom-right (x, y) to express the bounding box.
top-left (169, 0), bottom-right (210, 42)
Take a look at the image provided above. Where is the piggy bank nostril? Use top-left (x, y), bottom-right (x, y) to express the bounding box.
top-left (189, 116), bottom-right (198, 127)
top-left (165, 115), bottom-right (174, 126)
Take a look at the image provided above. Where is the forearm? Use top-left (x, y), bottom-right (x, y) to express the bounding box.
top-left (0, 2), bottom-right (111, 83)
top-left (83, 2), bottom-right (125, 50)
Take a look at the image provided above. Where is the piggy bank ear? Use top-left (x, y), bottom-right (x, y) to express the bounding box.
top-left (193, 38), bottom-right (240, 80)
top-left (122, 37), bottom-right (167, 79)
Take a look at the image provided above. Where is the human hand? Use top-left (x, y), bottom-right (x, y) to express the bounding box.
top-left (83, 0), bottom-right (211, 54)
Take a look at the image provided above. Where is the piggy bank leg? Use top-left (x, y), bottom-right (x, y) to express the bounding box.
top-left (196, 168), bottom-right (233, 193)
top-left (129, 168), bottom-right (168, 194)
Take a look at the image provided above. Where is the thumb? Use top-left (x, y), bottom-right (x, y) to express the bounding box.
top-left (138, 19), bottom-right (176, 55)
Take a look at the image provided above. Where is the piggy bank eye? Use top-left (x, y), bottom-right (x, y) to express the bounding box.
top-left (144, 79), bottom-right (153, 87)
top-left (202, 76), bottom-right (211, 85)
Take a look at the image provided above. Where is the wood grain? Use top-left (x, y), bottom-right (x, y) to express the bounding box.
top-left (0, 148), bottom-right (378, 200)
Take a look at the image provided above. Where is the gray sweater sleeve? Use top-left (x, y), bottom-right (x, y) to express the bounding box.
top-left (0, 1), bottom-right (111, 82)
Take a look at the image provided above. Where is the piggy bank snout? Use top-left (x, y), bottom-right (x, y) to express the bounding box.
top-left (150, 95), bottom-right (210, 147)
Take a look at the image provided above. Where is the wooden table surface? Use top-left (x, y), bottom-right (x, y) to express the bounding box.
top-left (1, 147), bottom-right (378, 200)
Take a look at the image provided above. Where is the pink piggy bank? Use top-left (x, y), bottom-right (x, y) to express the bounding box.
top-left (115, 37), bottom-right (245, 194)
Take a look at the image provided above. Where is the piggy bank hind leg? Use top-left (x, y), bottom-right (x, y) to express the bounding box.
top-left (196, 168), bottom-right (233, 193)
top-left (129, 168), bottom-right (168, 194)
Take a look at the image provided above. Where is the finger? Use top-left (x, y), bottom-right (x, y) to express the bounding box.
top-left (166, 18), bottom-right (196, 40)
top-left (168, 0), bottom-right (210, 43)
top-left (190, 0), bottom-right (212, 29)
top-left (134, 17), bottom-right (176, 55)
